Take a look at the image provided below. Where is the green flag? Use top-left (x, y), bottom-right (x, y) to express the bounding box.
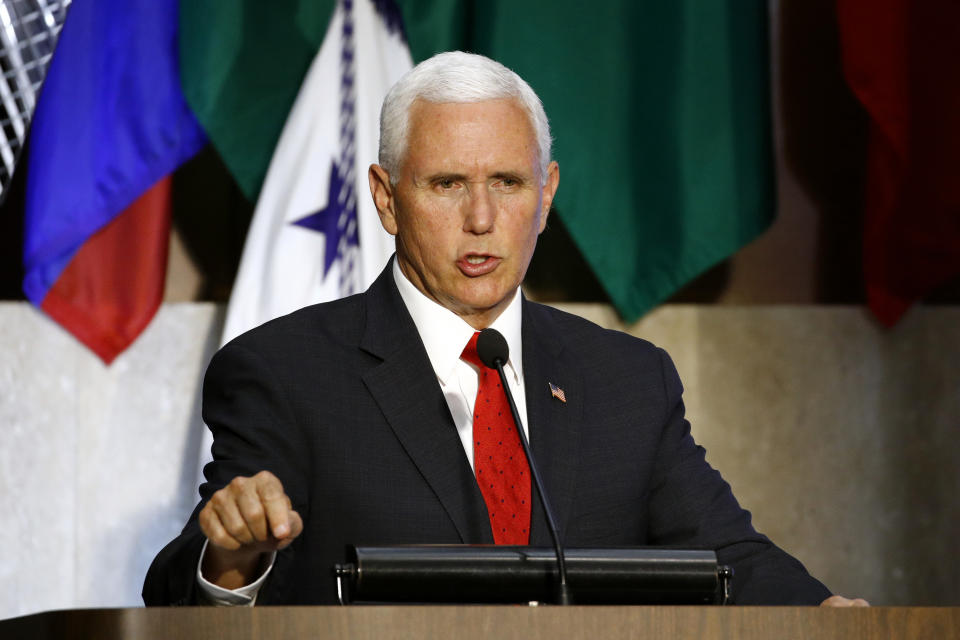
top-left (399, 0), bottom-right (774, 321)
top-left (179, 1), bottom-right (334, 201)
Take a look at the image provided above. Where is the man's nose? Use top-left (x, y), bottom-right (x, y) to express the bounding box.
top-left (462, 185), bottom-right (495, 234)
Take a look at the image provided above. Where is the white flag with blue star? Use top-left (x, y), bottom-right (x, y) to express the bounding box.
top-left (220, 0), bottom-right (411, 345)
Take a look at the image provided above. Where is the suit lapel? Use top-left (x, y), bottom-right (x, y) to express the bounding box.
top-left (358, 265), bottom-right (493, 543)
top-left (522, 299), bottom-right (583, 546)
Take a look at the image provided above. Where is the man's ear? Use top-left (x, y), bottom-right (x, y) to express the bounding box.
top-left (538, 161), bottom-right (559, 233)
top-left (368, 164), bottom-right (398, 235)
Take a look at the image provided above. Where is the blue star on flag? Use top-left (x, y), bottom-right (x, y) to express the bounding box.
top-left (291, 160), bottom-right (358, 276)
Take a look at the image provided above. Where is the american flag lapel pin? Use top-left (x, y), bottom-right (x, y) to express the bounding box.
top-left (549, 382), bottom-right (566, 403)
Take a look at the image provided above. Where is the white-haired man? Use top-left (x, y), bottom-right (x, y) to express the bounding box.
top-left (145, 52), bottom-right (865, 607)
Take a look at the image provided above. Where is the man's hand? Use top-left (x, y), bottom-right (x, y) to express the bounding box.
top-left (199, 470), bottom-right (303, 590)
top-left (821, 595), bottom-right (870, 607)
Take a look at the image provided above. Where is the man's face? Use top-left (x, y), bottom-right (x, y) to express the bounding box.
top-left (370, 98), bottom-right (559, 329)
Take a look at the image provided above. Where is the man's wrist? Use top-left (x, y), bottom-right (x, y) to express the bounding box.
top-left (196, 539), bottom-right (276, 606)
top-left (201, 541), bottom-right (268, 591)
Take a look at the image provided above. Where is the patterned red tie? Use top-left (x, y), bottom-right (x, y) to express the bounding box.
top-left (461, 331), bottom-right (531, 544)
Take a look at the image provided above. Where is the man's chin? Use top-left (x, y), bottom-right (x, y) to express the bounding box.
top-left (447, 292), bottom-right (516, 328)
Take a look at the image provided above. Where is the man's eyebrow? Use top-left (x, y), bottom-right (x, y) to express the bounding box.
top-left (420, 170), bottom-right (530, 184)
top-left (491, 171), bottom-right (527, 182)
top-left (423, 172), bottom-right (468, 182)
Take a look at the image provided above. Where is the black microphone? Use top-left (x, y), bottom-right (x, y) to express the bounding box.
top-left (476, 328), bottom-right (572, 605)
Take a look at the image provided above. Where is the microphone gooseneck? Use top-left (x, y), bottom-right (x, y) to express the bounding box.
top-left (475, 328), bottom-right (572, 605)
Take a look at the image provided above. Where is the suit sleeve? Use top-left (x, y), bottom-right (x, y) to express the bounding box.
top-left (143, 339), bottom-right (310, 606)
top-left (645, 348), bottom-right (832, 605)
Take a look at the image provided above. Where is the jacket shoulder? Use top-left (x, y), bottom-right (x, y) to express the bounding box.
top-left (225, 293), bottom-right (366, 355)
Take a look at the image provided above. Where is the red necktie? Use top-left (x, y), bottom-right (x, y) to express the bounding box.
top-left (461, 331), bottom-right (531, 544)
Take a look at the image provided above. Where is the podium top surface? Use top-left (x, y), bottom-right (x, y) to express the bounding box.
top-left (2, 606), bottom-right (958, 640)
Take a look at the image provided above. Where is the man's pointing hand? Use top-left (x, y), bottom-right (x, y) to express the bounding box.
top-left (198, 470), bottom-right (303, 590)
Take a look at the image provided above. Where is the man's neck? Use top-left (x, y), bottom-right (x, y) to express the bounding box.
top-left (391, 257), bottom-right (524, 382)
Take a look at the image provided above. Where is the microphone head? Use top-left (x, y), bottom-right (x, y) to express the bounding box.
top-left (476, 328), bottom-right (509, 368)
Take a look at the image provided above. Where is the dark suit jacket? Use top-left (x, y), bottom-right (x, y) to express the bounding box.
top-left (143, 263), bottom-right (831, 606)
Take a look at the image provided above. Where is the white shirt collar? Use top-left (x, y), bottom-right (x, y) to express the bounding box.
top-left (392, 258), bottom-right (524, 385)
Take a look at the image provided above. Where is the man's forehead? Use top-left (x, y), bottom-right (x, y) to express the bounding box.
top-left (396, 98), bottom-right (541, 182)
top-left (409, 97), bottom-right (529, 126)
top-left (407, 99), bottom-right (535, 148)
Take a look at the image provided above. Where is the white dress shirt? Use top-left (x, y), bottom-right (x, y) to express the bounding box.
top-left (197, 260), bottom-right (529, 605)
top-left (392, 258), bottom-right (530, 465)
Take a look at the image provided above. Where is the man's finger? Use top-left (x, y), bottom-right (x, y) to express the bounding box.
top-left (199, 502), bottom-right (241, 551)
top-left (210, 488), bottom-right (256, 545)
top-left (236, 485), bottom-right (269, 542)
top-left (821, 595), bottom-right (870, 607)
top-left (275, 510), bottom-right (303, 550)
top-left (288, 510), bottom-right (303, 539)
top-left (255, 471), bottom-right (293, 539)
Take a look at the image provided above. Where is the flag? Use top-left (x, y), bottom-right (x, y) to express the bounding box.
top-left (178, 1), bottom-right (333, 202)
top-left (549, 382), bottom-right (566, 403)
top-left (837, 0), bottom-right (960, 325)
top-left (197, 0), bottom-right (411, 478)
top-left (220, 0), bottom-right (411, 344)
top-left (398, 0), bottom-right (775, 321)
top-left (22, 0), bottom-right (206, 363)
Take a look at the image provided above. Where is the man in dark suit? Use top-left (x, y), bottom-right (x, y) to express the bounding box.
top-left (144, 52), bottom-right (865, 607)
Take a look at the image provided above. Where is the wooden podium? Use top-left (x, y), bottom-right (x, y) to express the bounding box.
top-left (1, 606), bottom-right (957, 639)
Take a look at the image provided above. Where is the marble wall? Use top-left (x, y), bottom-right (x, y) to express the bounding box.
top-left (0, 302), bottom-right (957, 619)
top-left (0, 303), bottom-right (222, 618)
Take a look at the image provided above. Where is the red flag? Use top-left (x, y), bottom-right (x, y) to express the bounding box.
top-left (40, 177), bottom-right (173, 363)
top-left (837, 0), bottom-right (960, 326)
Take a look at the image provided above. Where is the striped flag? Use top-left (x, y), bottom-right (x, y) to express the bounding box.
top-left (549, 382), bottom-right (566, 403)
top-left (22, 0), bottom-right (206, 363)
top-left (219, 0), bottom-right (411, 345)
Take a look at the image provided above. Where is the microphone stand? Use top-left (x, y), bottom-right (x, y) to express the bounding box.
top-left (491, 358), bottom-right (573, 605)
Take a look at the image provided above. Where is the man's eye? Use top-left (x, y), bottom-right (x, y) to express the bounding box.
top-left (437, 179), bottom-right (455, 189)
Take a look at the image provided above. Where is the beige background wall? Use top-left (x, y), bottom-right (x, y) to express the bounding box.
top-left (563, 303), bottom-right (960, 605)
top-left (2, 302), bottom-right (957, 620)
